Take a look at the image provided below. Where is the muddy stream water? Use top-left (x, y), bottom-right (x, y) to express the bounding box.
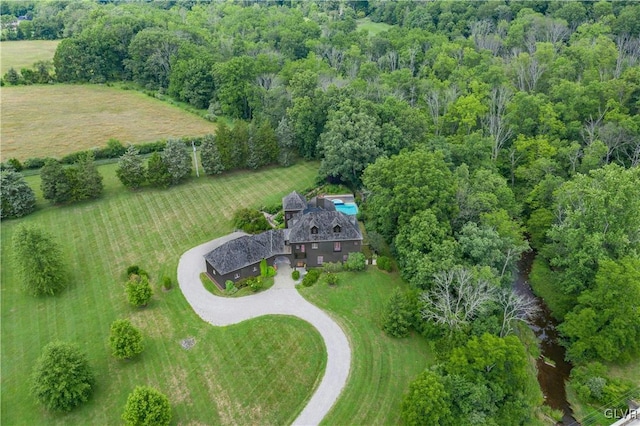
top-left (514, 252), bottom-right (579, 425)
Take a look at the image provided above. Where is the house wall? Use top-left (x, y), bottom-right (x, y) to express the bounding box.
top-left (291, 240), bottom-right (361, 268)
top-left (205, 256), bottom-right (286, 288)
top-left (284, 208), bottom-right (302, 228)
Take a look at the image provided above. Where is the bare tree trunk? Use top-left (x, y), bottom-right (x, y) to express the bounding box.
top-left (485, 86), bottom-right (513, 161)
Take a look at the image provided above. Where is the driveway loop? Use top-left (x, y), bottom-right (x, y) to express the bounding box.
top-left (177, 233), bottom-right (351, 426)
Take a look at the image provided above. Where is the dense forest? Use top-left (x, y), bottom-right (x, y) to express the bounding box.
top-left (2, 1), bottom-right (639, 424)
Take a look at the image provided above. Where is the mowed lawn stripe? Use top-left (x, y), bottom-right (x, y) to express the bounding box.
top-left (1, 162), bottom-right (324, 425)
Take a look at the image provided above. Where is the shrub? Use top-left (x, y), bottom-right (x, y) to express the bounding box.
top-left (109, 319), bottom-right (144, 360)
top-left (322, 262), bottom-right (344, 273)
top-left (7, 158), bottom-right (23, 171)
top-left (260, 259), bottom-right (268, 277)
top-left (125, 275), bottom-right (152, 307)
top-left (377, 256), bottom-right (393, 272)
top-left (345, 252), bottom-right (367, 272)
top-left (292, 270), bottom-right (300, 280)
top-left (302, 269), bottom-right (321, 287)
top-left (569, 362), bottom-right (639, 409)
top-left (325, 272), bottom-right (339, 286)
top-left (266, 266), bottom-right (276, 277)
top-left (249, 276), bottom-right (264, 292)
top-left (162, 276), bottom-right (172, 290)
top-left (127, 265), bottom-right (141, 276)
top-left (31, 342), bottom-right (95, 412)
top-left (1, 168), bottom-right (36, 219)
top-left (233, 208), bottom-right (271, 234)
top-left (225, 280), bottom-right (237, 294)
top-left (23, 157), bottom-right (46, 169)
top-left (122, 386), bottom-right (171, 426)
top-left (273, 211), bottom-right (284, 224)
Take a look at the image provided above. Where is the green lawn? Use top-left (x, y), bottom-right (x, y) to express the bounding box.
top-left (356, 18), bottom-right (393, 36)
top-left (299, 269), bottom-right (435, 425)
top-left (1, 162), bottom-right (324, 425)
top-left (0, 40), bottom-right (60, 75)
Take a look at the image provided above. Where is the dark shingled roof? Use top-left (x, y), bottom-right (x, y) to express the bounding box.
top-left (288, 210), bottom-right (362, 243)
top-left (282, 191), bottom-right (307, 211)
top-left (204, 230), bottom-right (286, 275)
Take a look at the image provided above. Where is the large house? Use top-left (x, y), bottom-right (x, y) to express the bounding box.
top-left (204, 191), bottom-right (363, 287)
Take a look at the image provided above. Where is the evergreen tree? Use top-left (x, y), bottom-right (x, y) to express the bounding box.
top-left (146, 152), bottom-right (171, 188)
top-left (12, 224), bottom-right (68, 296)
top-left (40, 158), bottom-right (72, 204)
top-left (4, 67), bottom-right (21, 85)
top-left (116, 146), bottom-right (146, 189)
top-left (246, 134), bottom-right (261, 169)
top-left (255, 120), bottom-right (278, 165)
top-left (215, 122), bottom-right (234, 170)
top-left (382, 288), bottom-right (413, 338)
top-left (276, 116), bottom-right (296, 167)
top-left (1, 168), bottom-right (36, 219)
top-left (73, 151), bottom-right (103, 200)
top-left (200, 134), bottom-right (224, 175)
top-left (162, 139), bottom-right (191, 185)
top-left (230, 121), bottom-right (249, 169)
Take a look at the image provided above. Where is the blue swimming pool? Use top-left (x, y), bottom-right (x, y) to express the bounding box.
top-left (333, 202), bottom-right (358, 215)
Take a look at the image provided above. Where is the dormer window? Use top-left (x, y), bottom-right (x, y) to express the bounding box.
top-left (333, 225), bottom-right (341, 233)
top-left (311, 226), bottom-right (318, 234)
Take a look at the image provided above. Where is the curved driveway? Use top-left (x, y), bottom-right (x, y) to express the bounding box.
top-left (177, 232), bottom-right (351, 426)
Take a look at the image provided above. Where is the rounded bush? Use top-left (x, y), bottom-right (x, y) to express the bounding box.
top-left (292, 270), bottom-right (300, 280)
top-left (122, 386), bottom-right (171, 426)
top-left (377, 256), bottom-right (393, 272)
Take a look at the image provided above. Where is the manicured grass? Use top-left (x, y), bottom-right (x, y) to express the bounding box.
top-left (0, 40), bottom-right (60, 75)
top-left (1, 162), bottom-right (323, 425)
top-left (299, 268), bottom-right (435, 425)
top-left (200, 273), bottom-right (275, 297)
top-left (356, 18), bottom-right (393, 36)
top-left (1, 84), bottom-right (217, 161)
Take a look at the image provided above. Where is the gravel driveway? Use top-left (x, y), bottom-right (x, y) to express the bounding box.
top-left (177, 232), bottom-right (351, 425)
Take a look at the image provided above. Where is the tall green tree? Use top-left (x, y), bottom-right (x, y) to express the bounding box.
top-left (146, 152), bottom-right (171, 189)
top-left (546, 164), bottom-right (640, 294)
top-left (12, 224), bottom-right (67, 296)
top-left (362, 149), bottom-right (457, 241)
top-left (0, 168), bottom-right (36, 219)
top-left (40, 158), bottom-right (72, 204)
top-left (162, 139), bottom-right (191, 185)
top-left (382, 288), bottom-right (413, 338)
top-left (31, 342), bottom-right (95, 412)
top-left (73, 151), bottom-right (103, 201)
top-left (319, 101), bottom-right (382, 187)
top-left (116, 146), bottom-right (146, 190)
top-left (401, 370), bottom-right (452, 426)
top-left (200, 134), bottom-right (224, 175)
top-left (276, 116), bottom-right (296, 167)
top-left (559, 258), bottom-right (640, 363)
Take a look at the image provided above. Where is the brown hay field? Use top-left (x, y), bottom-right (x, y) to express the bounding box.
top-left (0, 40), bottom-right (60, 75)
top-left (0, 84), bottom-right (217, 161)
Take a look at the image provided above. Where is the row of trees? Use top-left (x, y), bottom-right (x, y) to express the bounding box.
top-left (116, 140), bottom-right (191, 190)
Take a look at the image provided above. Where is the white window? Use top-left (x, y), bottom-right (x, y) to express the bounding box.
top-left (312, 243), bottom-right (318, 249)
top-left (234, 273), bottom-right (240, 279)
top-left (301, 244), bottom-right (305, 253)
top-left (334, 242), bottom-right (341, 252)
top-left (317, 256), bottom-right (324, 265)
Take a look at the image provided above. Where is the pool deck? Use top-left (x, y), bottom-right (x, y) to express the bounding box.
top-left (322, 194), bottom-right (355, 204)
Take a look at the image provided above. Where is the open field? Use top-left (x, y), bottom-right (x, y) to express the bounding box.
top-left (1, 162), bottom-right (323, 425)
top-left (0, 40), bottom-right (60, 75)
top-left (356, 18), bottom-right (393, 36)
top-left (299, 269), bottom-right (435, 424)
top-left (0, 84), bottom-right (217, 161)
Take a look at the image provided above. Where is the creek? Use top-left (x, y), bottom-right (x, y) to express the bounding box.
top-left (514, 251), bottom-right (579, 425)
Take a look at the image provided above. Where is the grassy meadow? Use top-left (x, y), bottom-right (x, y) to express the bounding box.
top-left (0, 84), bottom-right (218, 161)
top-left (0, 40), bottom-right (60, 75)
top-left (1, 162), bottom-right (325, 425)
top-left (356, 18), bottom-right (393, 36)
top-left (299, 269), bottom-right (435, 425)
